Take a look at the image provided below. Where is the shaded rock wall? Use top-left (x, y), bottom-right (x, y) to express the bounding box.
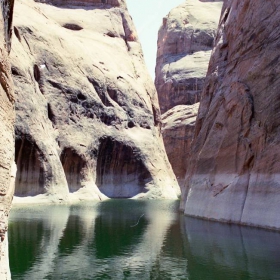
top-left (11, 0), bottom-right (179, 202)
top-left (0, 0), bottom-right (15, 277)
top-left (60, 148), bottom-right (87, 193)
top-left (155, 0), bottom-right (222, 114)
top-left (162, 104), bottom-right (198, 189)
top-left (182, 0), bottom-right (280, 230)
top-left (15, 137), bottom-right (45, 196)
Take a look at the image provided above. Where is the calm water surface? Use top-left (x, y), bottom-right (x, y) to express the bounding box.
top-left (8, 200), bottom-right (280, 280)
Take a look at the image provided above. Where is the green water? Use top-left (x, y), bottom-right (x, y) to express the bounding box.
top-left (8, 200), bottom-right (280, 280)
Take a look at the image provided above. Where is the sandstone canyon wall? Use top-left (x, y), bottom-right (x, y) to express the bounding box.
top-left (0, 0), bottom-right (15, 278)
top-left (155, 0), bottom-right (222, 114)
top-left (161, 104), bottom-right (198, 188)
top-left (156, 0), bottom-right (222, 188)
top-left (11, 0), bottom-right (179, 202)
top-left (182, 0), bottom-right (280, 230)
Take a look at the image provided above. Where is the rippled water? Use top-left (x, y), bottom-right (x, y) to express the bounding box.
top-left (8, 200), bottom-right (280, 280)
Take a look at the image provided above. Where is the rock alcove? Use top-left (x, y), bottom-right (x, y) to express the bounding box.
top-left (96, 137), bottom-right (151, 198)
top-left (15, 137), bottom-right (45, 196)
top-left (60, 148), bottom-right (86, 193)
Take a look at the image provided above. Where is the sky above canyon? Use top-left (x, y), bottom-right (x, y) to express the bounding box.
top-left (126, 0), bottom-right (184, 80)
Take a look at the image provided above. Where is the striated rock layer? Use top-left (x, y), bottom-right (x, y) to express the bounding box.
top-left (0, 0), bottom-right (15, 278)
top-left (182, 0), bottom-right (280, 230)
top-left (162, 104), bottom-right (198, 189)
top-left (11, 0), bottom-right (179, 202)
top-left (155, 0), bottom-right (222, 114)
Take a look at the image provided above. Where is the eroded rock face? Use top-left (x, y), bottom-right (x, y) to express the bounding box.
top-left (162, 104), bottom-right (198, 189)
top-left (182, 0), bottom-right (280, 230)
top-left (0, 0), bottom-right (15, 278)
top-left (11, 0), bottom-right (179, 202)
top-left (156, 0), bottom-right (221, 190)
top-left (155, 0), bottom-right (222, 113)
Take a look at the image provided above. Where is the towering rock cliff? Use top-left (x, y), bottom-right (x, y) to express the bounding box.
top-left (156, 0), bottom-right (222, 189)
top-left (182, 0), bottom-right (280, 230)
top-left (0, 0), bottom-right (15, 278)
top-left (155, 0), bottom-right (222, 114)
top-left (11, 0), bottom-right (179, 202)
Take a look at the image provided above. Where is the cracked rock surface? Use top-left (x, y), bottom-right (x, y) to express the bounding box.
top-left (181, 0), bottom-right (280, 230)
top-left (11, 0), bottom-right (179, 202)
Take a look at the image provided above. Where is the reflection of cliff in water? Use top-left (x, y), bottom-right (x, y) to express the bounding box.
top-left (9, 201), bottom-right (280, 280)
top-left (8, 200), bottom-right (181, 279)
top-left (181, 217), bottom-right (280, 280)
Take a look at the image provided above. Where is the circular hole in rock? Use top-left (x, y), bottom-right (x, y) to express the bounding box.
top-left (128, 121), bottom-right (135, 128)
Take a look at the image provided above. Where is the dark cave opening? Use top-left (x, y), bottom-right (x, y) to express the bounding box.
top-left (96, 137), bottom-right (151, 198)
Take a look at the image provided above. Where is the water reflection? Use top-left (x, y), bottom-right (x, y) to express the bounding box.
top-left (182, 217), bottom-right (280, 280)
top-left (9, 200), bottom-right (179, 279)
top-left (8, 200), bottom-right (280, 280)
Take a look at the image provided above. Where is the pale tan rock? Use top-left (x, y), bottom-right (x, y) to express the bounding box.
top-left (182, 0), bottom-right (280, 230)
top-left (0, 0), bottom-right (15, 278)
top-left (155, 0), bottom-right (222, 113)
top-left (162, 103), bottom-right (199, 189)
top-left (11, 0), bottom-right (179, 203)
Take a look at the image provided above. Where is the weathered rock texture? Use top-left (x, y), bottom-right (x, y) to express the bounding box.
top-left (11, 0), bottom-right (179, 202)
top-left (155, 0), bottom-right (222, 114)
top-left (162, 103), bottom-right (198, 189)
top-left (0, 0), bottom-right (15, 278)
top-left (156, 0), bottom-right (222, 190)
top-left (182, 0), bottom-right (280, 230)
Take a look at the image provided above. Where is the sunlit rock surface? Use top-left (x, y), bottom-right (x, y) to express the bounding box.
top-left (155, 0), bottom-right (222, 113)
top-left (182, 0), bottom-right (280, 230)
top-left (0, 0), bottom-right (15, 278)
top-left (11, 0), bottom-right (179, 202)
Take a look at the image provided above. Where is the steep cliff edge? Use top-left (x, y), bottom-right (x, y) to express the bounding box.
top-left (0, 0), bottom-right (15, 278)
top-left (155, 0), bottom-right (222, 114)
top-left (156, 0), bottom-right (222, 190)
top-left (11, 0), bottom-right (179, 202)
top-left (182, 0), bottom-right (280, 230)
